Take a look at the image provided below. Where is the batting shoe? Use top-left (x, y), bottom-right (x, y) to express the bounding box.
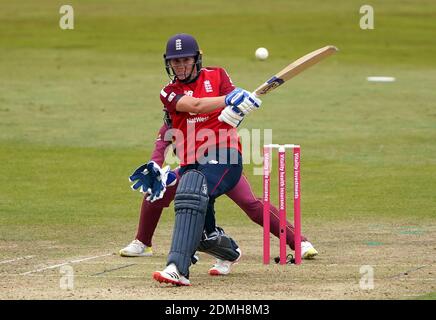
top-left (208, 248), bottom-right (242, 276)
top-left (119, 239), bottom-right (153, 257)
top-left (301, 241), bottom-right (318, 260)
top-left (153, 263), bottom-right (191, 286)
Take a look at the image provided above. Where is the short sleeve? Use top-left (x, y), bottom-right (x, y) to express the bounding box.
top-left (160, 85), bottom-right (184, 113)
top-left (219, 68), bottom-right (236, 95)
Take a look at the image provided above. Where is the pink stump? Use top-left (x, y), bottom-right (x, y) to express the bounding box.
top-left (293, 147), bottom-right (302, 265)
top-left (278, 147), bottom-right (287, 265)
top-left (263, 146), bottom-right (271, 264)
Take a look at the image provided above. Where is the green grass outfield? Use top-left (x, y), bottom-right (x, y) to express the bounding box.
top-left (416, 292), bottom-right (436, 300)
top-left (0, 0), bottom-right (435, 299)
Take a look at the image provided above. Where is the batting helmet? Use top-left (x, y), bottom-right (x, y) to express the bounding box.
top-left (164, 33), bottom-right (202, 82)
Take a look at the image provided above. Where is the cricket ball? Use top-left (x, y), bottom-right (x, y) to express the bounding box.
top-left (255, 47), bottom-right (269, 60)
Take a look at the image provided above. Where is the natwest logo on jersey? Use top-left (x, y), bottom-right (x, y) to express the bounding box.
top-left (187, 116), bottom-right (209, 124)
top-left (184, 90), bottom-right (194, 96)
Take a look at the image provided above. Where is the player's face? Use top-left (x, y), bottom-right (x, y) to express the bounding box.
top-left (170, 57), bottom-right (196, 80)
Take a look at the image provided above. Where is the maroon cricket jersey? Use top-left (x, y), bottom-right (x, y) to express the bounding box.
top-left (159, 67), bottom-right (241, 166)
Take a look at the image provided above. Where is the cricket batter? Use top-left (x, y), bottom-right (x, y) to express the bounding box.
top-left (128, 34), bottom-right (317, 286)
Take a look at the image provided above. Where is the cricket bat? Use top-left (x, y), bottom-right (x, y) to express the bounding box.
top-left (252, 45), bottom-right (338, 97)
top-left (218, 45), bottom-right (338, 123)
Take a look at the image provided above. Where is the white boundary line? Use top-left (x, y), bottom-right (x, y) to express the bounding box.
top-left (0, 256), bottom-right (35, 265)
top-left (20, 253), bottom-right (112, 275)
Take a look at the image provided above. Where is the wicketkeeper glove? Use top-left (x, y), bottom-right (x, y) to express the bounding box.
top-left (129, 161), bottom-right (177, 202)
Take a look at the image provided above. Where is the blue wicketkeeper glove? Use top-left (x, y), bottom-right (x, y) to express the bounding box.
top-left (129, 161), bottom-right (177, 202)
top-left (146, 165), bottom-right (177, 203)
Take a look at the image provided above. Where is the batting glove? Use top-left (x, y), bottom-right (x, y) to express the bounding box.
top-left (235, 94), bottom-right (262, 115)
top-left (218, 105), bottom-right (245, 127)
top-left (225, 88), bottom-right (248, 106)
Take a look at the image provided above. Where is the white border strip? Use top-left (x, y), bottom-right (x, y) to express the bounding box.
top-left (367, 76), bottom-right (396, 82)
top-left (20, 253), bottom-right (112, 275)
top-left (0, 255), bottom-right (35, 265)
